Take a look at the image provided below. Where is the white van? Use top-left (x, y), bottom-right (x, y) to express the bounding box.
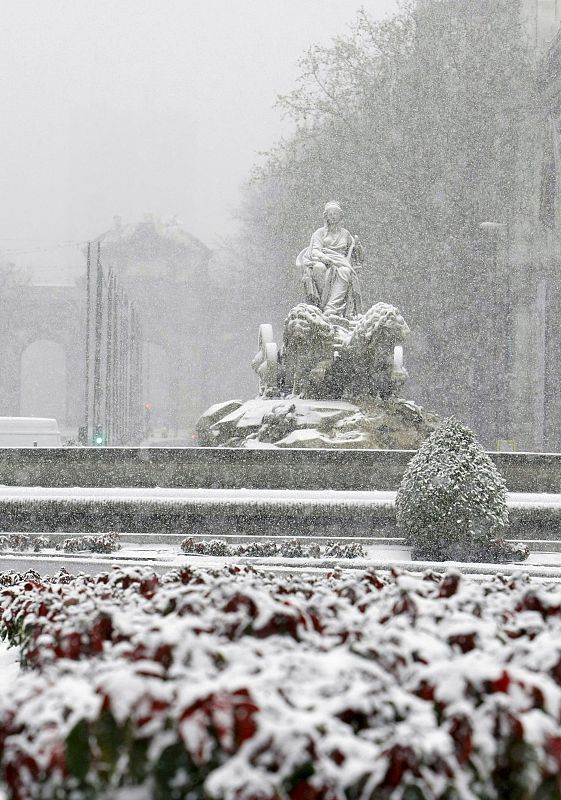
top-left (0, 417), bottom-right (62, 447)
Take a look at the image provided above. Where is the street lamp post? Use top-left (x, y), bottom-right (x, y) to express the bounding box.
top-left (478, 221), bottom-right (510, 448)
top-left (83, 243), bottom-right (92, 445)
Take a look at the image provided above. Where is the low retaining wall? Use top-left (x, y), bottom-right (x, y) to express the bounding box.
top-left (0, 447), bottom-right (560, 492)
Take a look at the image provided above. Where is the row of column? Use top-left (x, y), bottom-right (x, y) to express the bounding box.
top-left (83, 242), bottom-right (143, 446)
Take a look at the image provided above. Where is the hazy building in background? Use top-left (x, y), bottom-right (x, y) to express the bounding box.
top-left (91, 214), bottom-right (213, 436)
top-left (503, 0), bottom-right (561, 450)
top-left (0, 214), bottom-right (221, 440)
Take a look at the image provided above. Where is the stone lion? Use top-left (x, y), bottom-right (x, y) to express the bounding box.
top-left (347, 303), bottom-right (410, 398)
top-left (282, 304), bottom-right (336, 397)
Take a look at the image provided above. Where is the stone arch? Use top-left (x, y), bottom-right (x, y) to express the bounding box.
top-left (20, 340), bottom-right (67, 424)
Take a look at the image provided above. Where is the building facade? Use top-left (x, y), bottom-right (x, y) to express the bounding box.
top-left (92, 214), bottom-right (213, 435)
top-left (0, 215), bottom-right (216, 440)
top-left (505, 2), bottom-right (561, 450)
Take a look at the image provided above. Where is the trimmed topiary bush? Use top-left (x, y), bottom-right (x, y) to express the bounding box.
top-left (396, 417), bottom-right (528, 562)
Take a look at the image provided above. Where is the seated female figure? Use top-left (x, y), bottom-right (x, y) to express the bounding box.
top-left (296, 201), bottom-right (363, 319)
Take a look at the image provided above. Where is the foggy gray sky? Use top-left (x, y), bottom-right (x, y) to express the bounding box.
top-left (0, 0), bottom-right (398, 281)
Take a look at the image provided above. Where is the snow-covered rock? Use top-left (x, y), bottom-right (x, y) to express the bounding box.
top-left (197, 395), bottom-right (439, 449)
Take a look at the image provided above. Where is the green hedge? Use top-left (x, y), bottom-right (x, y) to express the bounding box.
top-left (0, 497), bottom-right (395, 535)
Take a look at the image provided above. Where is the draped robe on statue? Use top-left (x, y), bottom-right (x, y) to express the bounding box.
top-left (297, 225), bottom-right (362, 318)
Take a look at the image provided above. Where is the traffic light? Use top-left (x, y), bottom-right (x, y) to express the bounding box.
top-left (93, 425), bottom-right (105, 447)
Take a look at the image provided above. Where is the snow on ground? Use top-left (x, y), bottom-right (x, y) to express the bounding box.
top-left (10, 540), bottom-right (561, 568)
top-left (0, 485), bottom-right (559, 509)
top-left (509, 492), bottom-right (561, 507)
top-left (2, 541), bottom-right (561, 582)
top-left (0, 640), bottom-right (20, 690)
top-left (0, 486), bottom-right (396, 505)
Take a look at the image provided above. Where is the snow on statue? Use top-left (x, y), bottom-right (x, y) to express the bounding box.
top-left (197, 201), bottom-right (440, 448)
top-left (282, 301), bottom-right (409, 400)
top-left (297, 201), bottom-right (363, 318)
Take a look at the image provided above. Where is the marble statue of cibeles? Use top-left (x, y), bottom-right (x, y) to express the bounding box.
top-left (296, 201), bottom-right (364, 318)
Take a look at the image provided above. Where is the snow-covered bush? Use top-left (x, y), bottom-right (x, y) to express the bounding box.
top-left (237, 540), bottom-right (280, 557)
top-left (31, 535), bottom-right (50, 552)
top-left (180, 538), bottom-right (360, 560)
top-left (396, 417), bottom-right (526, 562)
top-left (324, 540), bottom-right (366, 559)
top-left (0, 534), bottom-right (33, 551)
top-left (58, 536), bottom-right (85, 553)
top-left (181, 537), bottom-right (231, 556)
top-left (1, 566), bottom-right (561, 798)
top-left (0, 534), bottom-right (48, 552)
top-left (0, 567), bottom-right (73, 587)
top-left (84, 532), bottom-right (121, 553)
top-left (57, 532), bottom-right (121, 554)
top-left (0, 533), bottom-right (120, 555)
top-left (0, 569), bottom-right (39, 586)
top-left (0, 534), bottom-right (50, 552)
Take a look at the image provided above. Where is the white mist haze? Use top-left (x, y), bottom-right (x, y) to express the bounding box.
top-left (0, 0), bottom-right (398, 280)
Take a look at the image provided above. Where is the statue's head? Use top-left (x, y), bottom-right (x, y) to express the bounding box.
top-left (323, 201), bottom-right (343, 226)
